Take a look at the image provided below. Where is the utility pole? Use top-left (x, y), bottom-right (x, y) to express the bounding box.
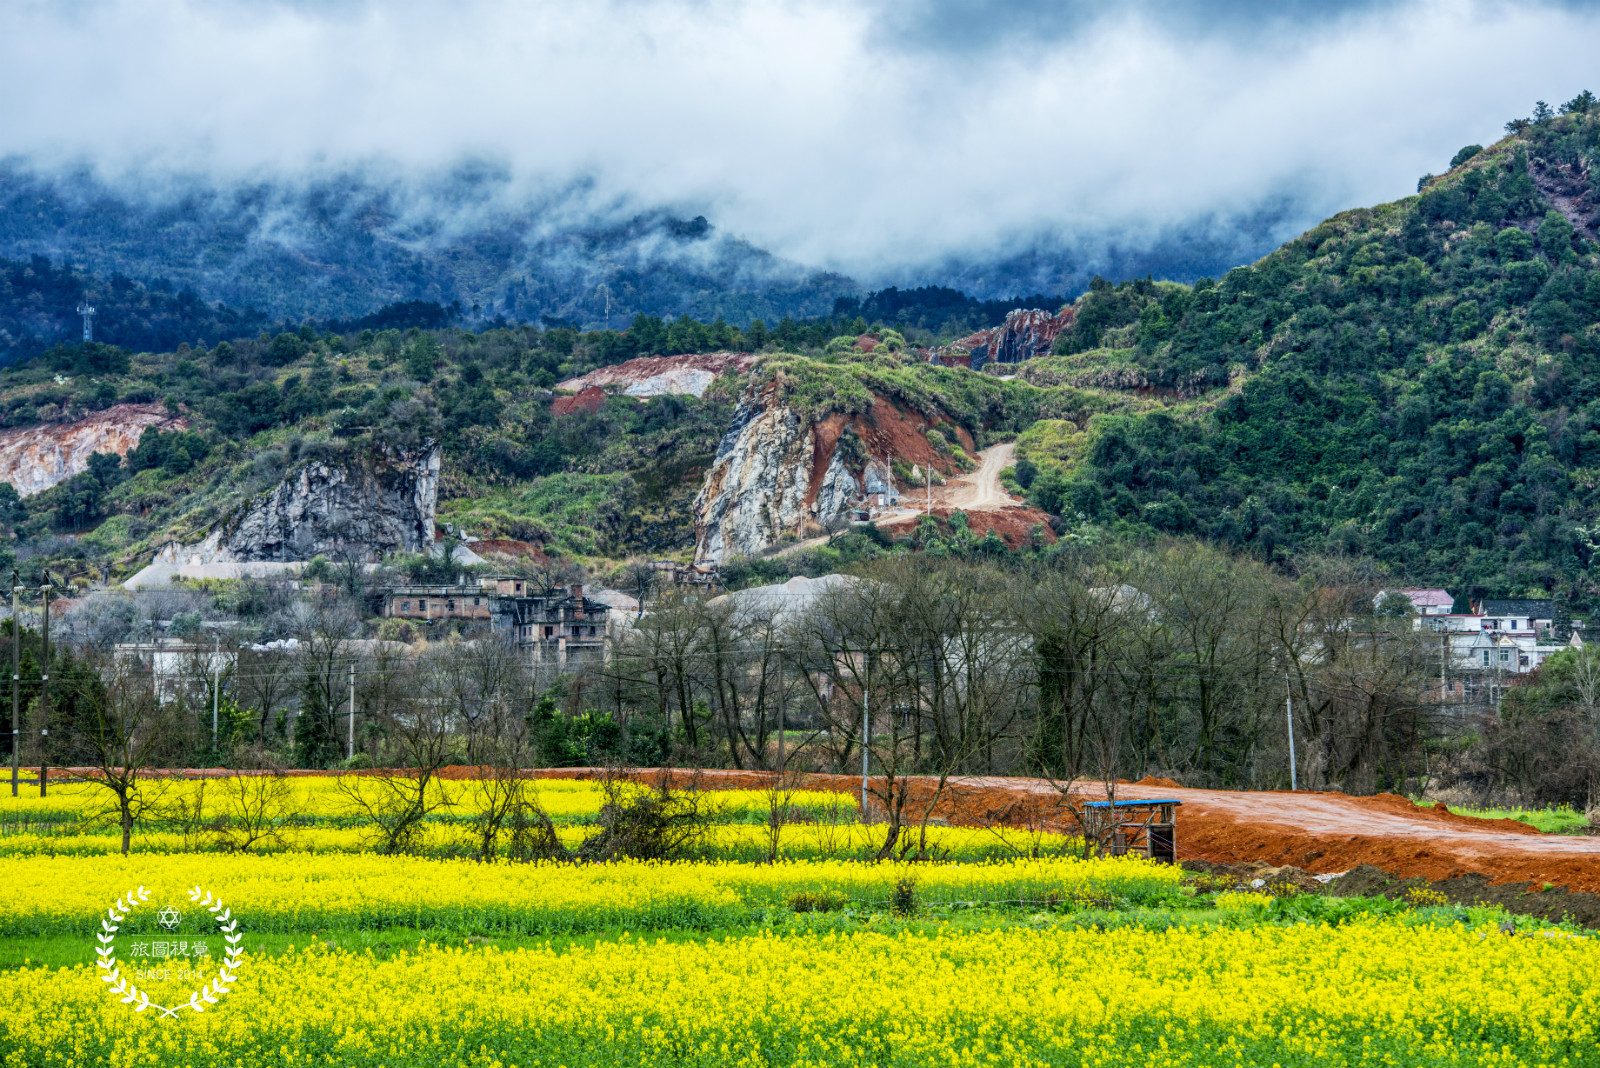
top-left (860, 655), bottom-right (870, 822)
top-left (347, 664), bottom-right (356, 761)
top-left (1285, 674), bottom-right (1297, 791)
top-left (1441, 629), bottom-right (1448, 707)
top-left (9, 572), bottom-right (18, 798)
top-left (37, 577), bottom-right (50, 798)
top-left (212, 636), bottom-right (221, 747)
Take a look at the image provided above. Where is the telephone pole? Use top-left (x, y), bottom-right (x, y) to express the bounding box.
top-left (211, 636), bottom-right (221, 747)
top-left (347, 664), bottom-right (356, 761)
top-left (1284, 674), bottom-right (1297, 791)
top-left (860, 652), bottom-right (872, 822)
top-left (37, 577), bottom-right (51, 798)
top-left (9, 572), bottom-right (18, 797)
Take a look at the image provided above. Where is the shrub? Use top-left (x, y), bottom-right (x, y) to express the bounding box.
top-left (787, 889), bottom-right (848, 913)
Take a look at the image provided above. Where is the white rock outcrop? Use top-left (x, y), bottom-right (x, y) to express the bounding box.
top-left (693, 399), bottom-right (858, 564)
top-left (157, 443), bottom-right (442, 566)
top-left (0, 404), bottom-right (186, 496)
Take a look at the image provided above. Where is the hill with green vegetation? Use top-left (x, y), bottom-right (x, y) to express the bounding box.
top-left (0, 95), bottom-right (1596, 606)
top-left (1007, 93), bottom-right (1600, 603)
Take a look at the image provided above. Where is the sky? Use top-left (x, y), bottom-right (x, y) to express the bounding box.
top-left (1, 0), bottom-right (1596, 282)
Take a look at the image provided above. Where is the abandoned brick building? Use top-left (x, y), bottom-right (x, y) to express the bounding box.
top-left (379, 578), bottom-right (613, 669)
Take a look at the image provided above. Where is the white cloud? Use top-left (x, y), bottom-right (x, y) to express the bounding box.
top-left (0, 0), bottom-right (1594, 279)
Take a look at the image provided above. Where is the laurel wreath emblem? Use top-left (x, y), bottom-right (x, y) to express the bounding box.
top-left (96, 885), bottom-right (244, 1019)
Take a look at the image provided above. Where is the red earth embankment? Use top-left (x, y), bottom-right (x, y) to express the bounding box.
top-left (531, 767), bottom-right (1600, 892)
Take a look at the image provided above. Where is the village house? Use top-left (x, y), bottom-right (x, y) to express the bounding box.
top-left (113, 638), bottom-right (233, 704)
top-left (377, 577), bottom-right (615, 670)
top-left (1382, 588), bottom-right (1580, 678)
top-left (1472, 598), bottom-right (1558, 638)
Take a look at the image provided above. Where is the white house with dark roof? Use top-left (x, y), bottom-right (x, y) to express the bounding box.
top-left (1472, 598), bottom-right (1557, 639)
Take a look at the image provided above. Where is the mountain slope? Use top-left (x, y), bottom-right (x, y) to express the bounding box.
top-left (0, 163), bottom-right (857, 328)
top-left (1011, 103), bottom-right (1600, 599)
top-left (0, 105), bottom-right (1596, 602)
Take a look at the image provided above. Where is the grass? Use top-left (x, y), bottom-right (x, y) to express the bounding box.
top-left (1417, 800), bottom-right (1591, 834)
top-left (436, 472), bottom-right (628, 555)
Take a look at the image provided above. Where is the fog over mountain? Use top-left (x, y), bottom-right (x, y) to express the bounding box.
top-left (1, 0), bottom-right (1596, 323)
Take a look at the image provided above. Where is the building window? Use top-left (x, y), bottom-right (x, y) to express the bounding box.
top-left (1500, 650), bottom-right (1510, 663)
top-left (1482, 650), bottom-right (1490, 665)
top-left (447, 600), bottom-right (455, 612)
top-left (544, 626), bottom-right (554, 638)
top-left (400, 601), bottom-right (410, 613)
top-left (473, 597), bottom-right (480, 606)
top-left (419, 600), bottom-right (427, 612)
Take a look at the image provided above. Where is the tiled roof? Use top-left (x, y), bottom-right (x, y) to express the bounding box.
top-left (1478, 599), bottom-right (1554, 616)
top-left (1394, 588), bottom-right (1453, 607)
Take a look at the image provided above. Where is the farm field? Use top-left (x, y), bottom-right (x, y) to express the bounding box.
top-left (0, 775), bottom-right (1596, 1066)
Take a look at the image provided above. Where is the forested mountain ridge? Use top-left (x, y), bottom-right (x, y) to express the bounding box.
top-left (0, 162), bottom-right (856, 329)
top-left (0, 162), bottom-right (1290, 334)
top-left (1008, 96), bottom-right (1600, 603)
top-left (0, 100), bottom-right (1595, 608)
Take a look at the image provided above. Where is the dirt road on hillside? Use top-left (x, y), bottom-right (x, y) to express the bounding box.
top-left (533, 767), bottom-right (1600, 892)
top-left (941, 441), bottom-right (1018, 510)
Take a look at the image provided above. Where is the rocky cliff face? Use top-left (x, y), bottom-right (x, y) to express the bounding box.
top-left (557, 352), bottom-right (759, 399)
top-left (0, 404), bottom-right (186, 496)
top-left (693, 384), bottom-right (980, 564)
top-left (960, 307), bottom-right (1074, 370)
top-left (160, 443), bottom-right (441, 564)
top-left (693, 397), bottom-right (858, 564)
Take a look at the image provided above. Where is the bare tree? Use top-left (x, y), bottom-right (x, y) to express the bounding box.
top-left (609, 589), bottom-right (711, 758)
top-left (464, 705), bottom-right (539, 861)
top-left (337, 646), bottom-right (456, 853)
top-left (291, 595), bottom-right (361, 766)
top-left (69, 652), bottom-right (173, 855)
top-left (795, 574), bottom-right (930, 859)
top-left (213, 766), bottom-right (298, 852)
top-left (236, 647), bottom-right (297, 746)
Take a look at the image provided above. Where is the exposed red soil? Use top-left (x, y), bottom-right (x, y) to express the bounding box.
top-left (467, 538), bottom-right (551, 562)
top-left (0, 403), bottom-right (188, 497)
top-left (530, 768), bottom-right (1600, 893)
top-left (556, 352), bottom-right (758, 395)
top-left (877, 506), bottom-right (1056, 548)
top-left (957, 307), bottom-right (1074, 364)
top-left (551, 385), bottom-right (607, 417)
top-left (803, 397), bottom-right (974, 508)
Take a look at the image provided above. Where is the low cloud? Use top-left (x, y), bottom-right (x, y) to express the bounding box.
top-left (1, 0), bottom-right (1594, 286)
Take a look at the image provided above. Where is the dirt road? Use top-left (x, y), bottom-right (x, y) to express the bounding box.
top-left (942, 441), bottom-right (1017, 510)
top-left (534, 767), bottom-right (1600, 891)
top-left (950, 777), bottom-right (1600, 891)
top-left (101, 763), bottom-right (1600, 890)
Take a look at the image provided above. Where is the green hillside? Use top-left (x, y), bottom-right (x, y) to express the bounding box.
top-left (1014, 97), bottom-right (1600, 601)
top-left (0, 98), bottom-right (1596, 604)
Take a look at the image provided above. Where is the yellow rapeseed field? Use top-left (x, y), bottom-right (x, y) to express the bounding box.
top-left (0, 777), bottom-right (858, 825)
top-left (1, 921), bottom-right (1595, 1066)
top-left (0, 853), bottom-right (1179, 935)
top-left (0, 778), bottom-right (1077, 861)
